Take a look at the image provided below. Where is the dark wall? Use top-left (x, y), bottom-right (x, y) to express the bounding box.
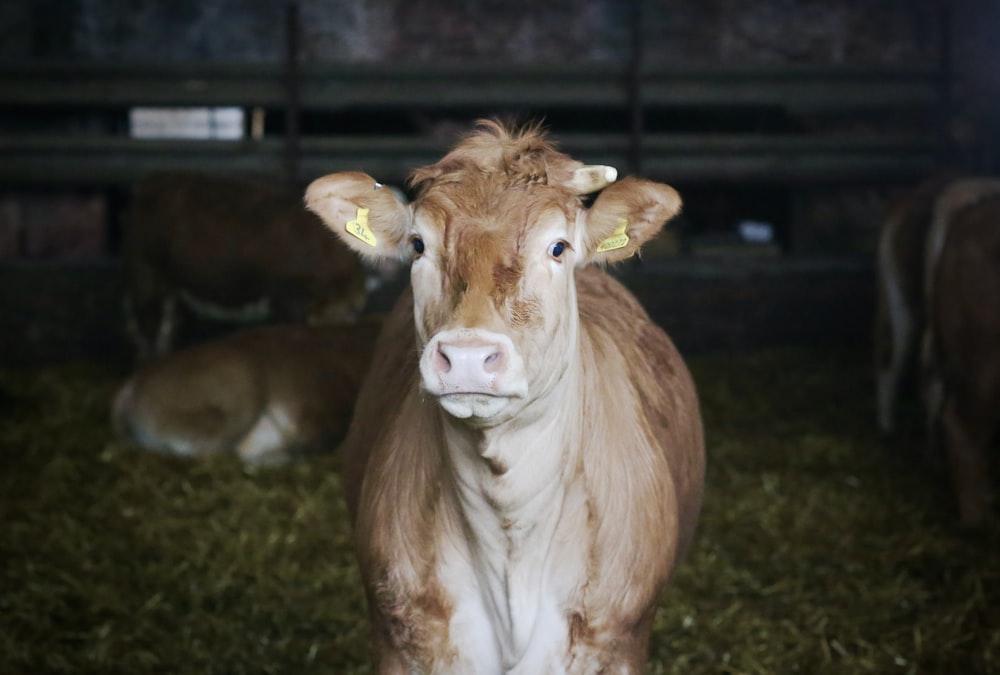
top-left (0, 1), bottom-right (947, 66)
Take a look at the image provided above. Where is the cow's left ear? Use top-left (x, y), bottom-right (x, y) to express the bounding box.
top-left (305, 171), bottom-right (411, 262)
top-left (581, 177), bottom-right (682, 264)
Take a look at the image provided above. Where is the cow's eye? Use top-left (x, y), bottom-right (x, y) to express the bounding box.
top-left (548, 240), bottom-right (567, 260)
top-left (411, 236), bottom-right (425, 256)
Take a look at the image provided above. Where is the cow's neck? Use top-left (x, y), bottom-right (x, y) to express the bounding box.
top-left (439, 363), bottom-right (584, 667)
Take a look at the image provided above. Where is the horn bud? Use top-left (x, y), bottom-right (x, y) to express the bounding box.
top-left (570, 165), bottom-right (618, 194)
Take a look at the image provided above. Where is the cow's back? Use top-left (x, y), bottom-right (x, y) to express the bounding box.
top-left (126, 171), bottom-right (362, 311)
top-left (230, 322), bottom-right (383, 439)
top-left (114, 320), bottom-right (382, 462)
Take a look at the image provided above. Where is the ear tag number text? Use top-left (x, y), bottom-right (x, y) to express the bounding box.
top-left (346, 208), bottom-right (376, 247)
top-left (596, 218), bottom-right (630, 252)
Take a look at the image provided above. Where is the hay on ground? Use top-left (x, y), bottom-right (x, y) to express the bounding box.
top-left (1, 349), bottom-right (997, 674)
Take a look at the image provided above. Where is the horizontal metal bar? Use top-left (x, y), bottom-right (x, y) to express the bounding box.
top-left (0, 132), bottom-right (944, 186)
top-left (0, 62), bottom-right (946, 110)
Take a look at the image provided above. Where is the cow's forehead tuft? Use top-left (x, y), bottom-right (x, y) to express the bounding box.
top-left (417, 179), bottom-right (575, 236)
top-left (409, 119), bottom-right (580, 198)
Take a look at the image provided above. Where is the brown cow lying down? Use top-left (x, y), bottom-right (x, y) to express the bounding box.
top-left (123, 171), bottom-right (380, 361)
top-left (921, 177), bottom-right (1000, 526)
top-left (112, 320), bottom-right (381, 466)
top-left (306, 120), bottom-right (706, 672)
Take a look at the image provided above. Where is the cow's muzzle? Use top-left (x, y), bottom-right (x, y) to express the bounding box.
top-left (419, 329), bottom-right (527, 420)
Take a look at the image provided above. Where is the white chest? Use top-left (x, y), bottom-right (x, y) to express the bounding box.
top-left (433, 473), bottom-right (592, 674)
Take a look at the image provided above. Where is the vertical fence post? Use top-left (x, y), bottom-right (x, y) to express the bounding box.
top-left (627, 0), bottom-right (645, 177)
top-left (284, 1), bottom-right (302, 186)
top-left (936, 0), bottom-right (958, 169)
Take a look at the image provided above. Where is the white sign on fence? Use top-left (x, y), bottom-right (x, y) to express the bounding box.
top-left (129, 107), bottom-right (245, 140)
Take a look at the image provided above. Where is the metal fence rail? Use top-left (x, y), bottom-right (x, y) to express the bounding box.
top-left (0, 63), bottom-right (945, 109)
top-left (0, 63), bottom-right (950, 186)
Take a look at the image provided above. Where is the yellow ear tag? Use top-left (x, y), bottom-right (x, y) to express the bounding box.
top-left (596, 218), bottom-right (630, 252)
top-left (345, 207), bottom-right (376, 247)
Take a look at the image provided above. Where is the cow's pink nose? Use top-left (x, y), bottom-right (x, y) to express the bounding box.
top-left (432, 339), bottom-right (506, 392)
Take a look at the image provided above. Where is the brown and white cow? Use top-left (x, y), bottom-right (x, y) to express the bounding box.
top-left (874, 171), bottom-right (968, 433)
top-left (305, 120), bottom-right (705, 673)
top-left (122, 171), bottom-right (382, 361)
top-left (112, 319), bottom-right (381, 465)
top-left (921, 177), bottom-right (1000, 525)
top-left (874, 172), bottom-right (959, 434)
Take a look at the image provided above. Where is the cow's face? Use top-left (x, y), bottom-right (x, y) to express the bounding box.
top-left (306, 130), bottom-right (681, 427)
top-left (406, 182), bottom-right (583, 424)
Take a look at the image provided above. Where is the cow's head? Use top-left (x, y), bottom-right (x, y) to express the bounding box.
top-left (306, 120), bottom-right (681, 427)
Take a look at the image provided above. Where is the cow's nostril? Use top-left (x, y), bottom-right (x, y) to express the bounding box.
top-left (483, 350), bottom-right (503, 373)
top-left (434, 344), bottom-right (452, 373)
top-left (432, 339), bottom-right (507, 384)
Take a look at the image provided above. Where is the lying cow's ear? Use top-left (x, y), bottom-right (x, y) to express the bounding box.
top-left (581, 177), bottom-right (682, 264)
top-left (305, 172), bottom-right (411, 260)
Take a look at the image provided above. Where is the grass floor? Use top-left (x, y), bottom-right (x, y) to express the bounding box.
top-left (1, 348), bottom-right (998, 674)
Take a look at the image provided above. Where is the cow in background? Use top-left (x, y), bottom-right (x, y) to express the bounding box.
top-left (306, 120), bottom-right (705, 672)
top-left (921, 178), bottom-right (1000, 525)
top-left (874, 173), bottom-right (958, 434)
top-left (112, 319), bottom-right (382, 466)
top-left (122, 171), bottom-right (387, 361)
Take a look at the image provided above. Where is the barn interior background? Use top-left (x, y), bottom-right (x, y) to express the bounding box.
top-left (1, 1), bottom-right (999, 673)
top-left (2, 0), bottom-right (997, 360)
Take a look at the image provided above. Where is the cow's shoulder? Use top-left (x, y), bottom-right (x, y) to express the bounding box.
top-left (575, 267), bottom-right (682, 381)
top-left (574, 264), bottom-right (703, 550)
top-left (340, 287), bottom-right (427, 516)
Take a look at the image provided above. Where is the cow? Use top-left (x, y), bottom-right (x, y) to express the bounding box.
top-left (874, 172), bottom-right (959, 434)
top-left (122, 171), bottom-right (384, 361)
top-left (111, 319), bottom-right (381, 466)
top-left (921, 177), bottom-right (1000, 526)
top-left (305, 120), bottom-right (705, 673)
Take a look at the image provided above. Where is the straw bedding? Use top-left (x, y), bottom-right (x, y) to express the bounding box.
top-left (1, 348), bottom-right (997, 674)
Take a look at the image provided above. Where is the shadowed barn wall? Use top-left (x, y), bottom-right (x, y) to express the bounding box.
top-left (0, 1), bottom-right (995, 364)
top-left (0, 1), bottom-right (952, 65)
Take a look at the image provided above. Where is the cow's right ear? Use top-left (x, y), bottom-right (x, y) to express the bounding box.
top-left (581, 177), bottom-right (682, 264)
top-left (305, 172), bottom-right (411, 260)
